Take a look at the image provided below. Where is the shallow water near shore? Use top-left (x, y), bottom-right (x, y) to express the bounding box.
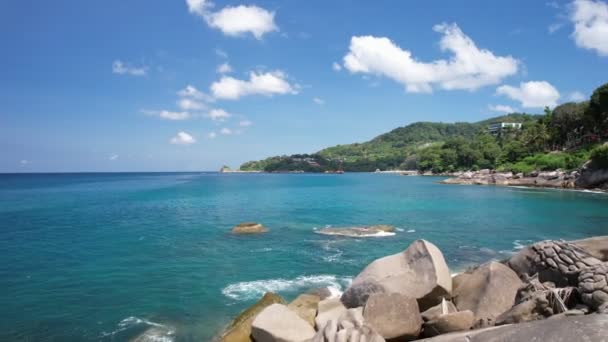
top-left (1, 172), bottom-right (607, 341)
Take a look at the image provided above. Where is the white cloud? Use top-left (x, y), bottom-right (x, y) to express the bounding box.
top-left (19, 159), bottom-right (30, 166)
top-left (570, 0), bottom-right (608, 56)
top-left (496, 81), bottom-right (561, 108)
top-left (313, 97), bottom-right (325, 105)
top-left (207, 108), bottom-right (232, 121)
top-left (239, 120), bottom-right (253, 127)
top-left (186, 0), bottom-right (278, 39)
top-left (170, 131), bottom-right (196, 145)
top-left (109, 154), bottom-right (119, 161)
top-left (548, 23), bottom-right (563, 34)
top-left (217, 62), bottom-right (233, 73)
top-left (220, 127), bottom-right (232, 135)
top-left (488, 104), bottom-right (516, 113)
top-left (342, 23), bottom-right (519, 93)
top-left (215, 48), bottom-right (228, 58)
top-left (208, 131), bottom-right (217, 139)
top-left (177, 85), bottom-right (214, 102)
top-left (332, 62), bottom-right (342, 71)
top-left (211, 70), bottom-right (297, 99)
top-left (112, 60), bottom-right (147, 76)
top-left (568, 90), bottom-right (587, 101)
top-left (160, 110), bottom-right (191, 120)
top-left (177, 98), bottom-right (205, 111)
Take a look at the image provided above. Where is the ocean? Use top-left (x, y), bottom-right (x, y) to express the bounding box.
top-left (1, 172), bottom-right (607, 341)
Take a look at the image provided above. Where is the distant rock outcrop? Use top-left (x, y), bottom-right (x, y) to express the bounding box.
top-left (231, 222), bottom-right (269, 234)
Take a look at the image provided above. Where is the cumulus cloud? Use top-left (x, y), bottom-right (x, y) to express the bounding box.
top-left (109, 154), bottom-right (119, 161)
top-left (20, 159), bottom-right (30, 166)
top-left (177, 98), bottom-right (205, 111)
top-left (160, 110), bottom-right (191, 120)
top-left (342, 23), bottom-right (519, 93)
top-left (568, 90), bottom-right (587, 101)
top-left (170, 131), bottom-right (196, 145)
top-left (211, 70), bottom-right (297, 99)
top-left (496, 81), bottom-right (561, 108)
top-left (177, 85), bottom-right (214, 102)
top-left (217, 62), bottom-right (233, 73)
top-left (112, 60), bottom-right (147, 76)
top-left (220, 127), bottom-right (233, 135)
top-left (548, 23), bottom-right (564, 34)
top-left (489, 104), bottom-right (516, 113)
top-left (332, 62), bottom-right (342, 71)
top-left (208, 131), bottom-right (217, 139)
top-left (570, 0), bottom-right (608, 56)
top-left (207, 108), bottom-right (232, 121)
top-left (239, 120), bottom-right (253, 127)
top-left (313, 97), bottom-right (325, 105)
top-left (186, 0), bottom-right (278, 39)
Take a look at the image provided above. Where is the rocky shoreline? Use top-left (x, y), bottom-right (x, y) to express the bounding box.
top-left (440, 159), bottom-right (608, 192)
top-left (211, 236), bottom-right (608, 342)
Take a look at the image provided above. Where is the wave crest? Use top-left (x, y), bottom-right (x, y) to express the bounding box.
top-left (222, 275), bottom-right (352, 301)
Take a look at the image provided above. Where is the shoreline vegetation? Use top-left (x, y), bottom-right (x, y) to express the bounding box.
top-left (234, 83), bottom-right (608, 186)
top-left (204, 236), bottom-right (608, 342)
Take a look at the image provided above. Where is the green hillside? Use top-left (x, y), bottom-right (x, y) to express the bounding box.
top-left (240, 83), bottom-right (608, 173)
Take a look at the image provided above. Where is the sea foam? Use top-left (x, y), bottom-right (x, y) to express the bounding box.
top-left (222, 275), bottom-right (352, 301)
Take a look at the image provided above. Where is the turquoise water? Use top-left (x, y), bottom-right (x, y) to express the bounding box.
top-left (1, 173), bottom-right (607, 341)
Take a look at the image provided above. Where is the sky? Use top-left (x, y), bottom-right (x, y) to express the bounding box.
top-left (1, 0), bottom-right (608, 172)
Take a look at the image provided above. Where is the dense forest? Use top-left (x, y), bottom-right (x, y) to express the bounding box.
top-left (240, 83), bottom-right (608, 173)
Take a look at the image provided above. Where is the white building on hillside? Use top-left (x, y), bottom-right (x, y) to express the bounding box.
top-left (488, 122), bottom-right (522, 135)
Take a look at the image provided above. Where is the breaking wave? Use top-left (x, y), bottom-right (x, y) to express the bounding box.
top-left (222, 275), bottom-right (352, 301)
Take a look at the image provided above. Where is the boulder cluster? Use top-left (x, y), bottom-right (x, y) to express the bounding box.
top-left (441, 164), bottom-right (608, 191)
top-left (214, 237), bottom-right (608, 342)
top-left (441, 169), bottom-right (579, 189)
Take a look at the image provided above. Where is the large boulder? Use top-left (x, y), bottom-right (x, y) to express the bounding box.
top-left (423, 310), bottom-right (474, 337)
top-left (363, 293), bottom-right (422, 341)
top-left (251, 304), bottom-right (316, 342)
top-left (231, 222), bottom-right (268, 234)
top-left (453, 261), bottom-right (522, 323)
top-left (287, 294), bottom-right (320, 327)
top-left (311, 308), bottom-right (385, 342)
top-left (341, 240), bottom-right (452, 310)
top-left (575, 159), bottom-right (608, 188)
top-left (416, 314), bottom-right (608, 342)
top-left (506, 240), bottom-right (601, 286)
top-left (216, 292), bottom-right (286, 342)
top-left (573, 236), bottom-right (608, 261)
top-left (579, 262), bottom-right (608, 312)
top-left (315, 297), bottom-right (347, 330)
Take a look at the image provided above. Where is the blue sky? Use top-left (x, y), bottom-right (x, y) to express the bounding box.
top-left (1, 0), bottom-right (607, 172)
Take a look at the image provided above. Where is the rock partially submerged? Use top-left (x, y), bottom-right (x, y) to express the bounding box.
top-left (315, 225), bottom-right (395, 237)
top-left (342, 240), bottom-right (451, 310)
top-left (216, 292), bottom-right (285, 342)
top-left (231, 222), bottom-right (268, 234)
